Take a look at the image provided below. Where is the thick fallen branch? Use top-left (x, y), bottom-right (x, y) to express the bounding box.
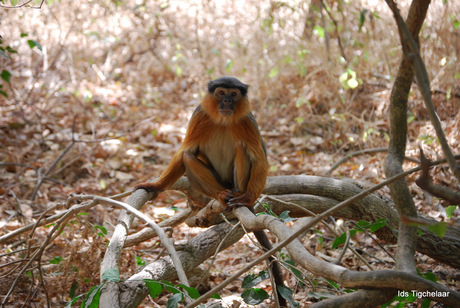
top-left (187, 172), bottom-right (460, 307)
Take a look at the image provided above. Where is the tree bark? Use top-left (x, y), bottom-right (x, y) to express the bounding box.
top-left (384, 0), bottom-right (431, 273)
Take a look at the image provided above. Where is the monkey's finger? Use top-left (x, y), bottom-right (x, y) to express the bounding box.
top-left (227, 196), bottom-right (251, 208)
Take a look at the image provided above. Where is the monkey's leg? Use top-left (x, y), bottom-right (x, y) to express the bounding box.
top-left (183, 152), bottom-right (230, 201)
top-left (233, 144), bottom-right (251, 193)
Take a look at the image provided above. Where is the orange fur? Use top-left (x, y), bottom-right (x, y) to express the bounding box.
top-left (135, 83), bottom-right (267, 209)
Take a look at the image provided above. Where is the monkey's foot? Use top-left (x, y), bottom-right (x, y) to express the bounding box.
top-left (133, 183), bottom-right (161, 196)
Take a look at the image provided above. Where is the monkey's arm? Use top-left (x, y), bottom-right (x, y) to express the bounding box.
top-left (134, 109), bottom-right (205, 193)
top-left (134, 150), bottom-right (186, 193)
top-left (228, 116), bottom-right (268, 207)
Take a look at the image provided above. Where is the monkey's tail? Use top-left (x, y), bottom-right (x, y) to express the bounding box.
top-left (253, 230), bottom-right (287, 307)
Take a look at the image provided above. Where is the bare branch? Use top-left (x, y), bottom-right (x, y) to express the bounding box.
top-left (385, 0), bottom-right (460, 181)
top-left (72, 194), bottom-right (189, 288)
top-left (416, 148), bottom-right (460, 204)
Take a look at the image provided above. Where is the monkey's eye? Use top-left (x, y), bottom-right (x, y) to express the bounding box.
top-left (231, 92), bottom-right (237, 97)
top-left (218, 90), bottom-right (225, 96)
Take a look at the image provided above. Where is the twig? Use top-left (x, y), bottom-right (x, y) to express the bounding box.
top-left (333, 221), bottom-right (351, 265)
top-left (320, 0), bottom-right (347, 64)
top-left (326, 147), bottom-right (420, 175)
top-left (29, 115), bottom-right (125, 200)
top-left (318, 0), bottom-right (330, 62)
top-left (265, 195), bottom-right (373, 270)
top-left (415, 148), bottom-right (460, 204)
top-left (0, 191), bottom-right (130, 244)
top-left (1, 197), bottom-right (94, 306)
top-left (0, 0), bottom-right (33, 9)
top-left (72, 194), bottom-right (190, 288)
top-left (30, 117), bottom-right (78, 200)
top-left (195, 220), bottom-right (242, 291)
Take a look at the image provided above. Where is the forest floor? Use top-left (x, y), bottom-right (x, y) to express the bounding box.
top-left (0, 0), bottom-right (459, 306)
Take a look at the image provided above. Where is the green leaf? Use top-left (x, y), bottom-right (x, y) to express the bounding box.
top-left (279, 210), bottom-right (295, 222)
top-left (407, 113), bottom-right (415, 124)
top-left (326, 279), bottom-right (339, 289)
top-left (277, 285), bottom-right (295, 303)
top-left (313, 25), bottom-right (325, 38)
top-left (162, 281), bottom-right (181, 294)
top-left (20, 32), bottom-right (28, 38)
top-left (144, 279), bottom-right (163, 298)
top-left (445, 205), bottom-right (457, 218)
top-left (82, 284), bottom-right (103, 308)
top-left (206, 67), bottom-right (215, 76)
top-left (284, 260), bottom-right (304, 282)
top-left (136, 255), bottom-right (146, 266)
top-left (347, 78), bottom-right (359, 89)
top-left (428, 222), bottom-right (448, 238)
top-left (174, 65), bottom-right (182, 77)
top-left (101, 268), bottom-right (120, 282)
top-left (65, 294), bottom-right (85, 308)
top-left (269, 67), bottom-right (279, 78)
top-left (241, 288), bottom-right (269, 305)
top-left (27, 39), bottom-right (43, 51)
top-left (225, 59), bottom-right (234, 73)
top-left (355, 220), bottom-right (371, 229)
top-left (358, 9), bottom-right (368, 32)
top-left (339, 71), bottom-right (348, 84)
top-left (69, 281), bottom-right (79, 298)
top-left (417, 228), bottom-right (423, 236)
top-left (50, 256), bottom-right (64, 264)
top-left (166, 293), bottom-right (183, 308)
top-left (419, 270), bottom-right (437, 282)
top-left (369, 219), bottom-right (387, 232)
top-left (421, 299), bottom-right (432, 308)
top-left (1, 70), bottom-right (11, 82)
top-left (242, 271), bottom-right (270, 288)
top-left (6, 46), bottom-right (18, 54)
top-left (418, 134), bottom-right (436, 145)
top-left (332, 233), bottom-right (346, 249)
top-left (178, 284), bottom-right (200, 299)
top-left (93, 225), bottom-right (107, 236)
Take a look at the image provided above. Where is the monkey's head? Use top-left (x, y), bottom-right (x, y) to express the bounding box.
top-left (207, 77), bottom-right (249, 118)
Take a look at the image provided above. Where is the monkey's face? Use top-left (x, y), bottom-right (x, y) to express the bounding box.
top-left (213, 87), bottom-right (243, 117)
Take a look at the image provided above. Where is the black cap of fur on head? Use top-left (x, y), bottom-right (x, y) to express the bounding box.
top-left (208, 77), bottom-right (249, 97)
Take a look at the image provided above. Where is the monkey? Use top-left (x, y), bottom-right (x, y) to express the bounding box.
top-left (135, 76), bottom-right (286, 306)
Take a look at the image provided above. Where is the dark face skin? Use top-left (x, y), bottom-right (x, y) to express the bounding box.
top-left (213, 87), bottom-right (243, 116)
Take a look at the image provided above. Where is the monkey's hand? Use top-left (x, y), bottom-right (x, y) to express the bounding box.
top-left (133, 182), bottom-right (161, 199)
top-left (216, 190), bottom-right (253, 208)
top-left (228, 193), bottom-right (252, 208)
top-left (217, 189), bottom-right (234, 206)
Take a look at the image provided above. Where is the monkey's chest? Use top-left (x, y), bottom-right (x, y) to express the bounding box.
top-left (199, 130), bottom-right (236, 183)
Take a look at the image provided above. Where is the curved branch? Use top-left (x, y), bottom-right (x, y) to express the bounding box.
top-left (72, 194), bottom-right (189, 288)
